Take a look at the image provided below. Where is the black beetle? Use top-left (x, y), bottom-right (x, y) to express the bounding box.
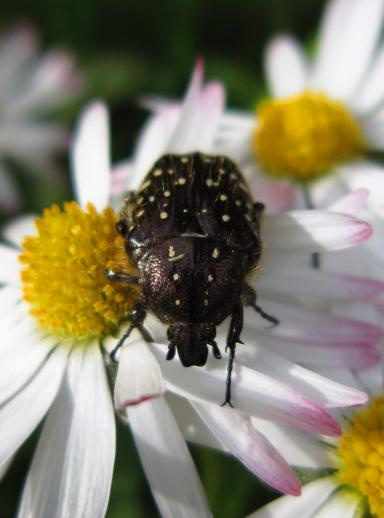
top-left (106, 152), bottom-right (278, 406)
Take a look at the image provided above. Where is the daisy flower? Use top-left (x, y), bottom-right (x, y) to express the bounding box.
top-left (248, 362), bottom-right (384, 518)
top-left (0, 68), bottom-right (381, 517)
top-left (109, 63), bottom-right (384, 510)
top-left (0, 23), bottom-right (82, 213)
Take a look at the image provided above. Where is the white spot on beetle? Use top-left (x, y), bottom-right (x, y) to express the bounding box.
top-left (136, 209), bottom-right (145, 218)
top-left (164, 190), bottom-right (171, 197)
top-left (168, 245), bottom-right (175, 258)
top-left (181, 157), bottom-right (188, 163)
top-left (212, 247), bottom-right (219, 259)
top-left (208, 274), bottom-right (213, 282)
top-left (160, 211), bottom-right (168, 220)
top-left (175, 299), bottom-right (181, 306)
top-left (222, 214), bottom-right (230, 222)
top-left (168, 168), bottom-right (175, 175)
top-left (204, 299), bottom-right (209, 306)
top-left (173, 273), bottom-right (180, 281)
top-left (219, 194), bottom-right (228, 201)
top-left (139, 180), bottom-right (151, 191)
top-left (235, 200), bottom-right (241, 206)
top-left (245, 214), bottom-right (253, 222)
top-left (154, 168), bottom-right (163, 176)
top-left (177, 177), bottom-right (186, 185)
top-left (206, 179), bottom-right (213, 187)
top-left (149, 196), bottom-right (155, 203)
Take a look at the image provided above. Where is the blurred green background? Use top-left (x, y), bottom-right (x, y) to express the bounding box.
top-left (1, 1), bottom-right (326, 516)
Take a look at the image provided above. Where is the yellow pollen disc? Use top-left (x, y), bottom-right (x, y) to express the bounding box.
top-left (337, 396), bottom-right (384, 517)
top-left (20, 202), bottom-right (140, 342)
top-left (253, 91), bottom-right (365, 181)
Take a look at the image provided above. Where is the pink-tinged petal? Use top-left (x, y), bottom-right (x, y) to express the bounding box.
top-left (265, 35), bottom-right (308, 98)
top-left (2, 214), bottom-right (37, 248)
top-left (310, 0), bottom-right (384, 100)
top-left (110, 159), bottom-right (133, 195)
top-left (165, 58), bottom-right (204, 152)
top-left (246, 302), bottom-right (383, 347)
top-left (127, 397), bottom-right (212, 518)
top-left (257, 265), bottom-right (384, 302)
top-left (19, 345), bottom-right (115, 518)
top-left (234, 332), bottom-right (368, 408)
top-left (252, 183), bottom-right (295, 213)
top-left (0, 346), bottom-right (67, 469)
top-left (165, 59), bottom-right (225, 153)
top-left (114, 340), bottom-right (165, 410)
top-left (0, 244), bottom-right (21, 285)
top-left (258, 331), bottom-right (381, 370)
top-left (152, 345), bottom-right (341, 436)
top-left (193, 402), bottom-right (301, 496)
top-left (262, 211), bottom-right (372, 257)
top-left (329, 188), bottom-right (369, 215)
top-left (71, 101), bottom-right (110, 211)
top-left (250, 476), bottom-right (339, 518)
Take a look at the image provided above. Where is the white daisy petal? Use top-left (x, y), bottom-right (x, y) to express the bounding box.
top-left (166, 394), bottom-right (224, 450)
top-left (235, 333), bottom-right (368, 408)
top-left (0, 244), bottom-right (21, 284)
top-left (0, 346), bottom-right (67, 470)
top-left (0, 333), bottom-right (57, 403)
top-left (315, 489), bottom-right (361, 518)
top-left (311, 0), bottom-right (384, 99)
top-left (71, 101), bottom-right (110, 211)
top-left (127, 396), bottom-right (212, 518)
top-left (19, 345), bottom-right (115, 518)
top-left (129, 107), bottom-right (180, 189)
top-left (250, 418), bottom-right (337, 469)
top-left (338, 160), bottom-right (384, 209)
top-left (262, 210), bottom-right (372, 256)
top-left (114, 339), bottom-right (165, 410)
top-left (249, 476), bottom-right (339, 518)
top-left (152, 345), bottom-right (340, 436)
top-left (193, 402), bottom-right (301, 496)
top-left (2, 214), bottom-right (37, 248)
top-left (360, 109), bottom-right (384, 150)
top-left (265, 35), bottom-right (308, 98)
top-left (0, 286), bottom-right (24, 325)
top-left (352, 43), bottom-right (384, 112)
top-left (0, 124), bottom-right (67, 159)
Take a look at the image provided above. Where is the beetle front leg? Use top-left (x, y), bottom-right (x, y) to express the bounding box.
top-left (241, 283), bottom-right (279, 327)
top-left (221, 303), bottom-right (243, 408)
top-left (104, 269), bottom-right (139, 284)
top-left (110, 302), bottom-right (147, 362)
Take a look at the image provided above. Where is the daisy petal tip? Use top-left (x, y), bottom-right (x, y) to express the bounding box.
top-left (350, 221), bottom-right (372, 245)
top-left (330, 188), bottom-right (370, 215)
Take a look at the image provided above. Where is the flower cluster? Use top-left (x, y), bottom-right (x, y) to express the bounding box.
top-left (2, 2), bottom-right (384, 517)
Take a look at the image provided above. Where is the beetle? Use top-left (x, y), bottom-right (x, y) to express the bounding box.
top-left (106, 152), bottom-right (278, 406)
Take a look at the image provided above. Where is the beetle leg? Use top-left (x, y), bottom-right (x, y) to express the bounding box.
top-left (104, 269), bottom-right (139, 284)
top-left (221, 303), bottom-right (243, 408)
top-left (209, 341), bottom-right (222, 359)
top-left (166, 345), bottom-right (176, 360)
top-left (110, 302), bottom-right (146, 362)
top-left (242, 283), bottom-right (279, 327)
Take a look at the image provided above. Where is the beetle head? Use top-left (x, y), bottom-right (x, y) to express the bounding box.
top-left (167, 323), bottom-right (216, 367)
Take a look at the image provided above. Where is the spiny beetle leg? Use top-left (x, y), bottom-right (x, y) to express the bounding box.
top-left (221, 303), bottom-right (243, 407)
top-left (110, 302), bottom-right (146, 362)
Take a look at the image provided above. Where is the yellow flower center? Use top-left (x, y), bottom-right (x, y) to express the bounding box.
top-left (20, 202), bottom-right (140, 341)
top-left (337, 396), bottom-right (384, 517)
top-left (253, 91), bottom-right (365, 182)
